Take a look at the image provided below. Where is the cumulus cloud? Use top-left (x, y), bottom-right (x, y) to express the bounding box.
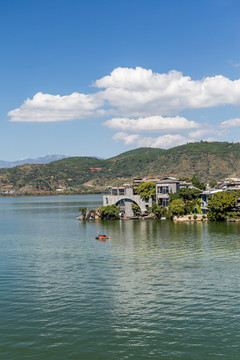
top-left (8, 66), bottom-right (240, 123)
top-left (6, 67), bottom-right (240, 148)
top-left (95, 67), bottom-right (240, 116)
top-left (113, 132), bottom-right (189, 148)
top-left (220, 118), bottom-right (240, 128)
top-left (9, 92), bottom-right (104, 122)
top-left (104, 115), bottom-right (199, 132)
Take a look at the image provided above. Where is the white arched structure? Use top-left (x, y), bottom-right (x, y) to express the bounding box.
top-left (103, 194), bottom-right (152, 218)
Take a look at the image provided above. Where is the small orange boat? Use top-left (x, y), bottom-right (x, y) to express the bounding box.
top-left (94, 234), bottom-right (111, 241)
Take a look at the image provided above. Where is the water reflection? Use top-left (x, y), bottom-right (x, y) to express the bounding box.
top-left (1, 196), bottom-right (240, 359)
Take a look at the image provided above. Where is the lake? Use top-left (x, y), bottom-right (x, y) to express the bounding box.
top-left (1, 194), bottom-right (240, 359)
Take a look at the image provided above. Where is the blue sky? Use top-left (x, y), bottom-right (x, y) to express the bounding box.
top-left (1, 0), bottom-right (240, 160)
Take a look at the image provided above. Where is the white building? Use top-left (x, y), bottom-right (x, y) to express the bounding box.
top-left (200, 189), bottom-right (223, 214)
top-left (156, 177), bottom-right (180, 207)
top-left (103, 185), bottom-right (153, 218)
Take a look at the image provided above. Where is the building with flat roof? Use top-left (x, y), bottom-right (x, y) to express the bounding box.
top-left (156, 178), bottom-right (180, 207)
top-left (200, 189), bottom-right (223, 214)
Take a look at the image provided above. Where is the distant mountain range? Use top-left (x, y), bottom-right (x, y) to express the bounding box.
top-left (0, 155), bottom-right (67, 168)
top-left (1, 142), bottom-right (240, 195)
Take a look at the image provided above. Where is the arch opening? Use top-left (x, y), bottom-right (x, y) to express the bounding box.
top-left (115, 198), bottom-right (141, 218)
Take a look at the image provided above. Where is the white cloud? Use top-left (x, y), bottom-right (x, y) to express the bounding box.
top-left (95, 67), bottom-right (240, 116)
top-left (7, 67), bottom-right (240, 132)
top-left (104, 115), bottom-right (199, 132)
top-left (8, 92), bottom-right (104, 122)
top-left (113, 132), bottom-right (189, 148)
top-left (113, 132), bottom-right (141, 146)
top-left (220, 118), bottom-right (240, 128)
top-left (188, 126), bottom-right (223, 138)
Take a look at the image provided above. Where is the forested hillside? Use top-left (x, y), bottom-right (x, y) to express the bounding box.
top-left (0, 142), bottom-right (240, 195)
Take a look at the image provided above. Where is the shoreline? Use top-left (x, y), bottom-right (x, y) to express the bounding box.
top-left (0, 191), bottom-right (106, 198)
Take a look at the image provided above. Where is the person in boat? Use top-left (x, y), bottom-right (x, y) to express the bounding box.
top-left (94, 234), bottom-right (110, 240)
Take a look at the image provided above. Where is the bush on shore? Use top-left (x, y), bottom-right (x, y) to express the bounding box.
top-left (207, 190), bottom-right (239, 221)
top-left (99, 204), bottom-right (120, 220)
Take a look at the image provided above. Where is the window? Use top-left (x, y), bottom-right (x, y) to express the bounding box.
top-left (157, 186), bottom-right (169, 194)
top-left (112, 189), bottom-right (118, 195)
top-left (119, 188), bottom-right (125, 196)
top-left (161, 198), bottom-right (169, 207)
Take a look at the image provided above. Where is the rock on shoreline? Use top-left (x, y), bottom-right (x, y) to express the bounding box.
top-left (173, 214), bottom-right (208, 222)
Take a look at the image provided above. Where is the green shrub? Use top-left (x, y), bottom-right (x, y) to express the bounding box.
top-left (99, 204), bottom-right (120, 220)
top-left (78, 206), bottom-right (87, 216)
top-left (150, 203), bottom-right (167, 219)
top-left (135, 181), bottom-right (156, 200)
top-left (168, 199), bottom-right (185, 217)
top-left (132, 203), bottom-right (141, 215)
top-left (207, 191), bottom-right (239, 221)
top-left (191, 176), bottom-right (206, 191)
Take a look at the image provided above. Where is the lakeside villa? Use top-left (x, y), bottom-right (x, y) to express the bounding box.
top-left (104, 176), bottom-right (196, 218)
top-left (103, 176), bottom-right (240, 218)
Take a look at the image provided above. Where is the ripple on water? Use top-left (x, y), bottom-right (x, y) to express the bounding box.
top-left (1, 196), bottom-right (240, 359)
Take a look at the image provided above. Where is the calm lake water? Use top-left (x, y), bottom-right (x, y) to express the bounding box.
top-left (1, 195), bottom-right (240, 359)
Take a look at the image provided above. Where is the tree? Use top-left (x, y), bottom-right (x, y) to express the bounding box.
top-left (169, 188), bottom-right (201, 202)
top-left (131, 203), bottom-right (141, 215)
top-left (78, 206), bottom-right (87, 216)
top-left (135, 181), bottom-right (156, 200)
top-left (99, 204), bottom-right (120, 220)
top-left (195, 198), bottom-right (202, 214)
top-left (209, 180), bottom-right (217, 188)
top-left (168, 199), bottom-right (185, 217)
top-left (150, 203), bottom-right (168, 219)
top-left (184, 200), bottom-right (196, 214)
top-left (191, 176), bottom-right (206, 190)
top-left (168, 188), bottom-right (202, 215)
top-left (179, 176), bottom-right (191, 182)
top-left (207, 190), bottom-right (239, 221)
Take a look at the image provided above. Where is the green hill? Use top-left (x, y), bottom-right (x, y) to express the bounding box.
top-left (1, 142), bottom-right (240, 195)
top-left (109, 142), bottom-right (240, 180)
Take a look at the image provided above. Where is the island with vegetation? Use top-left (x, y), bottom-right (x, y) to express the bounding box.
top-left (77, 177), bottom-right (240, 222)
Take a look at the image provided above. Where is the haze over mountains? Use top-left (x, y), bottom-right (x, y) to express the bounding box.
top-left (0, 155), bottom-right (67, 168)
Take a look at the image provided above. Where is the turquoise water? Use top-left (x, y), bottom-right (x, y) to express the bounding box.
top-left (1, 195), bottom-right (240, 359)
